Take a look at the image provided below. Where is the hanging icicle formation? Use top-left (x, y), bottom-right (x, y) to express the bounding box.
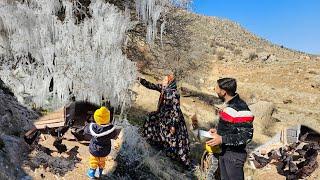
top-left (0, 0), bottom-right (191, 109)
top-left (135, 0), bottom-right (190, 44)
top-left (0, 0), bottom-right (136, 108)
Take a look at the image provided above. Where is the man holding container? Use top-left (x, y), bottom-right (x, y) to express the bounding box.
top-left (206, 77), bottom-right (254, 180)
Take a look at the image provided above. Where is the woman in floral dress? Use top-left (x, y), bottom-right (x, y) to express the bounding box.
top-left (138, 75), bottom-right (191, 167)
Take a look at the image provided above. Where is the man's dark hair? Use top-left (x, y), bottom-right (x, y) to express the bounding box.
top-left (217, 78), bottom-right (237, 96)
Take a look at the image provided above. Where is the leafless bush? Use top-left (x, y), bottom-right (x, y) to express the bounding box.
top-left (249, 52), bottom-right (258, 60)
top-left (256, 47), bottom-right (265, 53)
top-left (217, 51), bottom-right (225, 60)
top-left (234, 49), bottom-right (242, 56)
top-left (114, 119), bottom-right (192, 179)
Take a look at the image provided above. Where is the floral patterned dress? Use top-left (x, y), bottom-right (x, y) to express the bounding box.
top-left (140, 78), bottom-right (191, 166)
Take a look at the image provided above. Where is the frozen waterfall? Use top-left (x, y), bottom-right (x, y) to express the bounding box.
top-left (0, 0), bottom-right (136, 108)
top-left (0, 0), bottom-right (189, 109)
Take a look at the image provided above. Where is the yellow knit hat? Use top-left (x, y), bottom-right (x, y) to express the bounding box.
top-left (94, 106), bottom-right (110, 125)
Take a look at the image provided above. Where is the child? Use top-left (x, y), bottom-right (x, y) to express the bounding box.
top-left (84, 106), bottom-right (119, 179)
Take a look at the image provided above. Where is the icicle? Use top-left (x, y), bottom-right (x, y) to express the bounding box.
top-left (135, 0), bottom-right (189, 43)
top-left (160, 20), bottom-right (166, 47)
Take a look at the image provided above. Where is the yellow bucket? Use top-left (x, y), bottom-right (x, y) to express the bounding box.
top-left (205, 144), bottom-right (221, 154)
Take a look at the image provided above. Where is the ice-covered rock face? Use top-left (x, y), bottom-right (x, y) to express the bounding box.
top-left (0, 0), bottom-right (189, 109)
top-left (0, 0), bottom-right (136, 109)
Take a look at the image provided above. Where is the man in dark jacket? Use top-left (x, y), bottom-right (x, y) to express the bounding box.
top-left (206, 78), bottom-right (254, 180)
top-left (84, 106), bottom-right (119, 179)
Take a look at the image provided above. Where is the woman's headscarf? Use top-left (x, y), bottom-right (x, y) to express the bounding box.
top-left (157, 74), bottom-right (177, 111)
top-left (167, 74), bottom-right (175, 85)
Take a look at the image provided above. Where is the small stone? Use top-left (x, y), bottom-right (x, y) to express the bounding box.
top-left (311, 84), bottom-right (320, 89)
top-left (260, 149), bottom-right (267, 155)
top-left (283, 99), bottom-right (293, 104)
top-left (308, 70), bottom-right (318, 75)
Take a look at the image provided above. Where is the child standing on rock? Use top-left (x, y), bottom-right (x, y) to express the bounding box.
top-left (84, 106), bottom-right (119, 179)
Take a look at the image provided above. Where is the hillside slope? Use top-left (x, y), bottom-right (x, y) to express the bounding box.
top-left (126, 7), bottom-right (320, 180)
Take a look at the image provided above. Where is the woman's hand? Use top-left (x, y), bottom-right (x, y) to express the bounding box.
top-left (162, 76), bottom-right (169, 87)
top-left (191, 114), bottom-right (198, 129)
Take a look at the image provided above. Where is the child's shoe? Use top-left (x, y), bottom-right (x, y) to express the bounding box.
top-left (98, 168), bottom-right (103, 178)
top-left (87, 168), bottom-right (96, 179)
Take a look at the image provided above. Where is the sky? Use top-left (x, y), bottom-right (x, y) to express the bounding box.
top-left (192, 0), bottom-right (320, 55)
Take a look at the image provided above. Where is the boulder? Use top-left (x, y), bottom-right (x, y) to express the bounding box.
top-left (0, 89), bottom-right (38, 135)
top-left (258, 52), bottom-right (276, 61)
top-left (249, 101), bottom-right (275, 122)
top-left (0, 135), bottom-right (30, 179)
top-left (311, 75), bottom-right (320, 90)
top-left (1, 135), bottom-right (30, 165)
top-left (249, 101), bottom-right (275, 136)
top-left (0, 81), bottom-right (37, 179)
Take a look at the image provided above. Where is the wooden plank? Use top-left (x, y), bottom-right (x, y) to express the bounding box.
top-left (35, 122), bottom-right (65, 129)
top-left (24, 127), bottom-right (40, 145)
top-left (24, 127), bottom-right (38, 137)
top-left (34, 118), bottom-right (65, 125)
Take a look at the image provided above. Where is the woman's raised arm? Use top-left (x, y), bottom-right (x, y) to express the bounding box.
top-left (139, 78), bottom-right (162, 92)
